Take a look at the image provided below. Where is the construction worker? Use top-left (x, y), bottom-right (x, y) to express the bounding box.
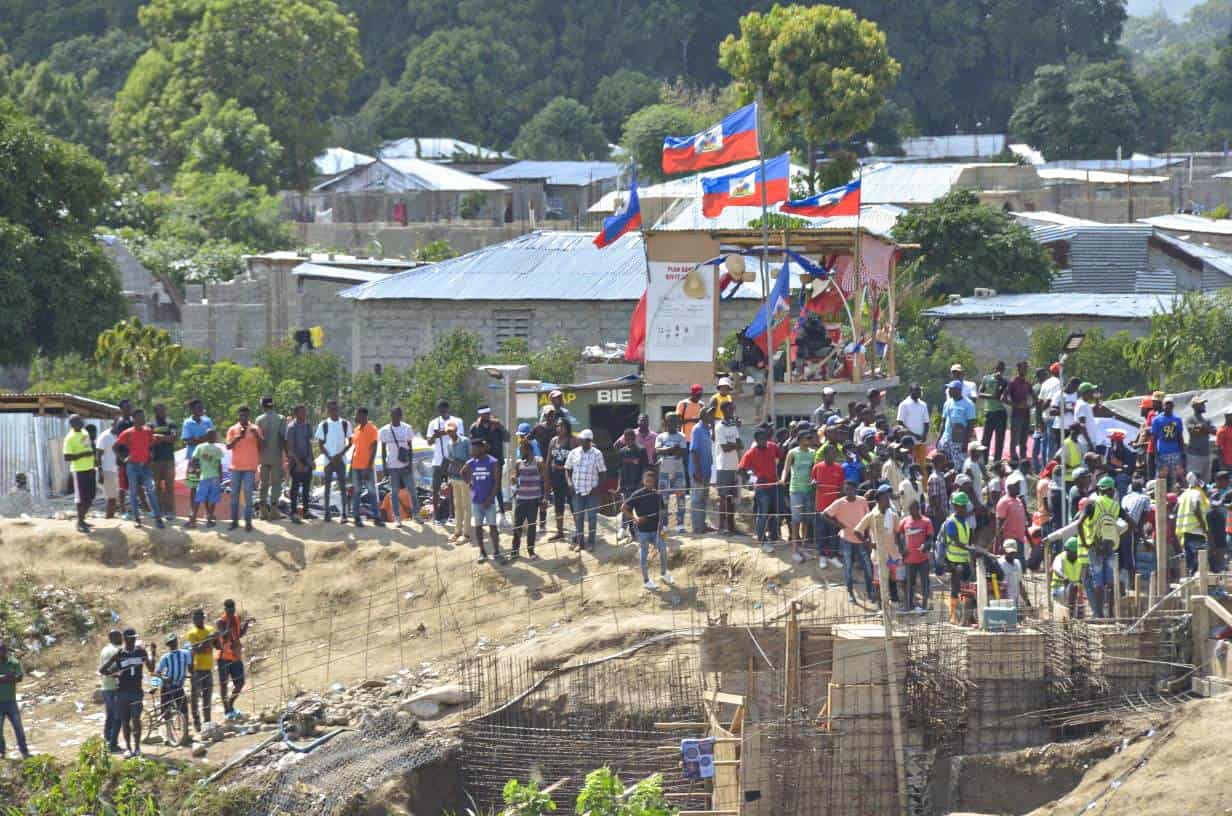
top-left (939, 491), bottom-right (974, 624)
top-left (1077, 475), bottom-right (1132, 618)
top-left (1052, 538), bottom-right (1085, 619)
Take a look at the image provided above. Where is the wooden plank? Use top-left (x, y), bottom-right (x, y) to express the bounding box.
top-left (655, 722), bottom-right (708, 729)
top-left (712, 691), bottom-right (745, 707)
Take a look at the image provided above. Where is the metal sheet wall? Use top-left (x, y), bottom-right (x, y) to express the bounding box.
top-left (0, 413), bottom-right (71, 502)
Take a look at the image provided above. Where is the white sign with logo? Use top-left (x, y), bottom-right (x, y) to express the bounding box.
top-left (646, 261), bottom-right (713, 363)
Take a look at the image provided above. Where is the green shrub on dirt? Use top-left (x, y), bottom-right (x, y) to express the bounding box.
top-left (0, 738), bottom-right (257, 816)
top-left (0, 575), bottom-right (113, 658)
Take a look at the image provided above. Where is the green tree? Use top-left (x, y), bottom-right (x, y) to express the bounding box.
top-left (413, 239), bottom-right (459, 263)
top-left (502, 778), bottom-right (557, 814)
top-left (513, 97), bottom-right (609, 160)
top-left (621, 103), bottom-right (700, 181)
top-left (892, 190), bottom-right (1054, 297)
top-left (9, 61), bottom-right (110, 157)
top-left (0, 102), bottom-right (125, 364)
top-left (174, 95), bottom-right (285, 189)
top-left (388, 27), bottom-right (526, 147)
top-left (111, 0), bottom-right (361, 187)
top-left (155, 169), bottom-right (291, 249)
top-left (94, 318), bottom-right (186, 405)
top-left (1126, 291), bottom-right (1232, 391)
top-left (1010, 61), bottom-right (1142, 159)
top-left (170, 360), bottom-right (276, 421)
top-left (591, 69), bottom-right (661, 140)
top-left (45, 29), bottom-right (148, 96)
top-left (1028, 325), bottom-right (1148, 398)
top-left (488, 336), bottom-right (581, 385)
top-left (719, 4), bottom-right (900, 187)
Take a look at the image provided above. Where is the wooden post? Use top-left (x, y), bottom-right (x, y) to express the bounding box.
top-left (1155, 477), bottom-right (1169, 601)
top-left (325, 607), bottom-right (335, 686)
top-left (280, 604), bottom-right (288, 702)
top-left (1200, 547), bottom-right (1211, 595)
top-left (783, 602), bottom-right (800, 713)
top-left (876, 538), bottom-right (910, 816)
top-left (364, 593), bottom-right (373, 680)
top-left (975, 557), bottom-right (989, 623)
top-left (887, 254), bottom-right (898, 378)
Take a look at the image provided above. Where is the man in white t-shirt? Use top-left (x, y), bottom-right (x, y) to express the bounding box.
top-left (96, 422), bottom-right (120, 518)
top-left (379, 406), bottom-right (417, 526)
top-left (941, 364), bottom-right (977, 403)
top-left (425, 399), bottom-right (455, 523)
top-left (713, 401), bottom-right (743, 535)
top-left (313, 399), bottom-right (352, 523)
top-left (1073, 382), bottom-right (1098, 451)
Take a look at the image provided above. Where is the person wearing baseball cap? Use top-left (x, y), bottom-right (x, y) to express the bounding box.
top-left (1077, 474), bottom-right (1131, 618)
top-left (1052, 537), bottom-right (1084, 616)
top-left (676, 385), bottom-right (705, 442)
top-left (812, 385), bottom-right (839, 428)
top-left (998, 539), bottom-right (1026, 608)
top-left (939, 380), bottom-right (976, 472)
top-left (939, 491), bottom-right (975, 624)
top-left (711, 377), bottom-right (735, 419)
top-left (565, 428), bottom-right (606, 551)
top-left (1187, 394), bottom-right (1216, 484)
top-left (545, 389), bottom-right (577, 427)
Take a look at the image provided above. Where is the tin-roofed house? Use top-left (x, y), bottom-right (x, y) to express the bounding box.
top-left (481, 161), bottom-right (622, 226)
top-left (336, 230), bottom-right (764, 375)
top-left (0, 393), bottom-right (118, 509)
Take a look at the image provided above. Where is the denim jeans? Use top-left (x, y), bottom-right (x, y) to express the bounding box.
top-left (229, 470), bottom-right (255, 522)
top-left (386, 466), bottom-right (417, 521)
top-left (102, 688), bottom-right (121, 747)
top-left (351, 468), bottom-right (379, 520)
top-left (690, 477), bottom-right (710, 532)
top-left (125, 462), bottom-right (162, 519)
top-left (0, 700), bottom-right (28, 755)
top-left (814, 515), bottom-right (839, 558)
top-left (842, 539), bottom-right (874, 595)
top-left (637, 530), bottom-right (668, 581)
top-left (1031, 431), bottom-right (1044, 473)
top-left (658, 471), bottom-right (687, 527)
top-left (573, 491), bottom-right (600, 546)
top-left (753, 488), bottom-right (776, 541)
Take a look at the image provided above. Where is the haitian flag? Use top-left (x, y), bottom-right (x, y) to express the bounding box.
top-left (700, 153), bottom-right (790, 218)
top-left (743, 257), bottom-right (794, 355)
top-left (662, 103), bottom-right (759, 175)
top-left (594, 167), bottom-right (642, 248)
top-left (781, 178), bottom-right (860, 218)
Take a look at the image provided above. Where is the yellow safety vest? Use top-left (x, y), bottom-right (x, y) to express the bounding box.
top-left (1062, 439), bottom-right (1082, 477)
top-left (944, 514), bottom-right (971, 564)
top-left (1052, 555), bottom-right (1083, 587)
top-left (1082, 494), bottom-right (1121, 553)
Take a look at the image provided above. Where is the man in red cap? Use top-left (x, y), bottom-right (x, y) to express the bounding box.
top-left (677, 385), bottom-right (705, 441)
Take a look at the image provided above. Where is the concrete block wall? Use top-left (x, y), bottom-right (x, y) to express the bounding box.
top-left (937, 315), bottom-right (1149, 372)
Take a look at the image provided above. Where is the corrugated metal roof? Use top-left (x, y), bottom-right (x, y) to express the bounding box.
top-left (1032, 223), bottom-right (1153, 293)
top-left (482, 161), bottom-right (622, 187)
top-left (900, 134), bottom-right (1007, 160)
top-left (1140, 213), bottom-right (1232, 235)
top-left (1135, 269), bottom-right (1177, 294)
top-left (313, 147), bottom-right (375, 176)
top-left (314, 158), bottom-right (507, 193)
top-left (1012, 211), bottom-right (1102, 228)
top-left (652, 200), bottom-right (902, 238)
top-left (923, 293), bottom-right (1178, 319)
top-left (339, 230), bottom-right (783, 302)
top-left (292, 262), bottom-right (391, 284)
top-left (378, 137), bottom-right (512, 162)
top-left (860, 163), bottom-right (968, 204)
top-left (1041, 155), bottom-right (1181, 171)
top-left (1036, 168), bottom-right (1169, 184)
top-left (1152, 232), bottom-right (1232, 280)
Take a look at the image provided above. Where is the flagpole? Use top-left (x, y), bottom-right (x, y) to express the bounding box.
top-left (756, 90), bottom-right (775, 423)
top-left (852, 163), bottom-right (865, 383)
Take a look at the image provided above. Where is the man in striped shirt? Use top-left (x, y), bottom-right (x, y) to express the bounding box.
top-left (155, 634), bottom-right (191, 744)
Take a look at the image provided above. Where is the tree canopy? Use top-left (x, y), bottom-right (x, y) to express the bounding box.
top-left (513, 97), bottom-right (609, 160)
top-left (1010, 61), bottom-right (1143, 159)
top-left (621, 104), bottom-right (701, 181)
top-left (720, 4), bottom-right (900, 185)
top-left (111, 0), bottom-right (361, 188)
top-left (0, 102), bottom-right (125, 363)
top-left (891, 190), bottom-right (1054, 298)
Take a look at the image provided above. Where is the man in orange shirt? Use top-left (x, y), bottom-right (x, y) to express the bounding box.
top-left (676, 385), bottom-right (705, 441)
top-left (225, 406), bottom-right (263, 532)
top-left (1218, 412), bottom-right (1232, 474)
top-left (214, 599), bottom-right (253, 721)
top-left (349, 407), bottom-right (384, 528)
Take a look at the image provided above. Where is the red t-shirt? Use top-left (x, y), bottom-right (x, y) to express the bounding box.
top-left (739, 442), bottom-right (781, 488)
top-left (116, 426), bottom-right (154, 465)
top-left (811, 461), bottom-right (845, 511)
top-left (898, 516), bottom-right (935, 564)
top-left (1217, 425), bottom-right (1232, 466)
top-left (1143, 410), bottom-right (1158, 453)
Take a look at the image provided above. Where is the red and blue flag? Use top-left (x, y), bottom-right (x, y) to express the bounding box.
top-left (700, 153), bottom-right (790, 218)
top-left (662, 103), bottom-right (759, 175)
top-left (594, 167), bottom-right (642, 248)
top-left (781, 178), bottom-right (860, 218)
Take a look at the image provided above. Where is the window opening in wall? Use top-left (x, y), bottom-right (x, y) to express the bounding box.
top-left (494, 309), bottom-right (533, 343)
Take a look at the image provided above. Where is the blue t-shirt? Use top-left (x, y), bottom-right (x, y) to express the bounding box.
top-left (181, 415), bottom-right (214, 460)
top-left (1151, 413), bottom-right (1184, 455)
top-left (841, 457), bottom-right (864, 484)
top-left (468, 454), bottom-right (499, 504)
top-left (689, 424), bottom-right (713, 481)
top-left (940, 398), bottom-right (976, 442)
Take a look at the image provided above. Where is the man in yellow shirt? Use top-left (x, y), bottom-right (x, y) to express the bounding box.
top-left (1176, 472), bottom-right (1211, 576)
top-left (185, 609), bottom-right (217, 732)
top-left (62, 414), bottom-right (97, 533)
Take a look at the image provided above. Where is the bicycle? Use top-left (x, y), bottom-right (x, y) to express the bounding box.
top-left (144, 676), bottom-right (190, 748)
